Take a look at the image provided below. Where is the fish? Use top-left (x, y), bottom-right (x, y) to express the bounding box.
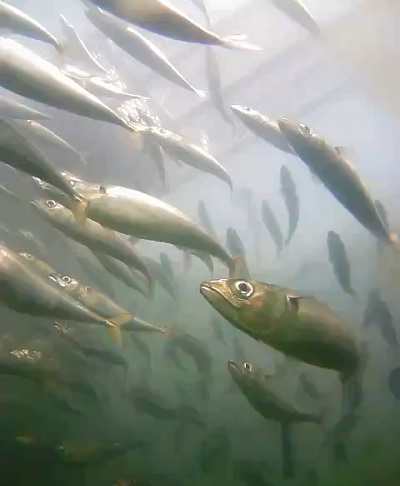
top-left (0, 242), bottom-right (125, 343)
top-left (270, 0), bottom-right (320, 35)
top-left (80, 185), bottom-right (237, 275)
top-left (142, 135), bottom-right (167, 189)
top-left (18, 252), bottom-right (56, 276)
top-left (228, 359), bottom-right (321, 479)
top-left (363, 289), bottom-right (398, 349)
top-left (375, 199), bottom-right (390, 253)
top-left (0, 94), bottom-right (49, 120)
top-left (129, 334), bottom-right (152, 384)
top-left (299, 373), bottom-right (323, 400)
top-left (0, 38), bottom-right (142, 134)
top-left (59, 14), bottom-right (110, 76)
top-left (121, 315), bottom-right (168, 334)
top-left (209, 314), bottom-right (225, 344)
top-left (15, 120), bottom-right (87, 166)
top-left (201, 279), bottom-right (362, 415)
top-left (280, 165), bottom-right (299, 245)
top-left (0, 1), bottom-right (63, 52)
top-left (142, 256), bottom-right (177, 300)
top-left (165, 332), bottom-right (212, 379)
top-left (327, 231), bottom-right (356, 297)
top-left (261, 200), bottom-right (284, 255)
top-left (178, 246), bottom-right (214, 274)
top-left (94, 252), bottom-right (150, 298)
top-left (278, 119), bottom-right (398, 247)
top-left (159, 252), bottom-right (175, 281)
top-left (48, 273), bottom-right (133, 329)
top-left (231, 105), bottom-right (293, 154)
top-left (197, 427), bottom-right (232, 474)
top-left (0, 120), bottom-right (85, 205)
top-left (198, 199), bottom-right (217, 239)
top-left (84, 0), bottom-right (262, 50)
top-left (86, 7), bottom-right (205, 96)
top-left (31, 199), bottom-right (154, 293)
top-left (388, 367), bottom-right (400, 400)
top-left (129, 387), bottom-right (177, 421)
top-left (144, 127), bottom-right (232, 188)
top-left (226, 227), bottom-right (251, 279)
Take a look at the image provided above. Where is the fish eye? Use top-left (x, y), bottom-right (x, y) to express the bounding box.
top-left (243, 362), bottom-right (252, 371)
top-left (46, 200), bottom-right (57, 209)
top-left (62, 275), bottom-right (72, 284)
top-left (233, 280), bottom-right (254, 298)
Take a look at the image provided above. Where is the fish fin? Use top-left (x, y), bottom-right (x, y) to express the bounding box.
top-left (106, 313), bottom-right (131, 347)
top-left (334, 146), bottom-right (348, 157)
top-left (286, 295), bottom-right (301, 312)
top-left (221, 34), bottom-right (263, 51)
top-left (195, 89), bottom-right (207, 98)
top-left (70, 198), bottom-right (87, 223)
top-left (229, 254), bottom-right (244, 278)
top-left (341, 370), bottom-right (363, 416)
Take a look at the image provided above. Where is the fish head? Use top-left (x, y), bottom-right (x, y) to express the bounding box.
top-left (278, 118), bottom-right (324, 156)
top-left (327, 230), bottom-right (340, 245)
top-left (230, 104), bottom-right (264, 128)
top-left (30, 199), bottom-right (66, 221)
top-left (200, 279), bottom-right (287, 341)
top-left (227, 360), bottom-right (272, 394)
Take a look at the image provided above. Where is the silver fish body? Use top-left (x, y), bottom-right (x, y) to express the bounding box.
top-left (0, 95), bottom-right (49, 120)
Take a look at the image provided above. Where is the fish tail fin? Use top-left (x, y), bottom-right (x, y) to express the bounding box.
top-left (281, 423), bottom-right (295, 479)
top-left (341, 369), bottom-right (363, 416)
top-left (221, 34), bottom-right (263, 51)
top-left (106, 313), bottom-right (131, 347)
top-left (70, 198), bottom-right (88, 223)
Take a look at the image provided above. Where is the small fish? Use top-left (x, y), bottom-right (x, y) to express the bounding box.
top-left (15, 120), bottom-right (87, 166)
top-left (280, 165), bottom-right (299, 245)
top-left (142, 256), bottom-right (177, 300)
top-left (0, 1), bottom-right (63, 51)
top-left (201, 279), bottom-right (362, 415)
top-left (228, 360), bottom-right (321, 479)
top-left (143, 135), bottom-right (167, 189)
top-left (121, 315), bottom-right (168, 334)
top-left (231, 105), bottom-right (293, 154)
top-left (0, 243), bottom-right (124, 343)
top-left (261, 200), bottom-right (284, 255)
top-left (271, 0), bottom-right (320, 35)
top-left (226, 227), bottom-right (251, 279)
top-left (129, 334), bottom-right (152, 384)
top-left (80, 185), bottom-right (237, 276)
top-left (327, 231), bottom-right (356, 297)
top-left (388, 367), bottom-right (400, 400)
top-left (209, 314), bottom-right (225, 345)
top-left (159, 252), bottom-right (175, 281)
top-left (85, 0), bottom-right (262, 50)
top-left (31, 199), bottom-right (153, 293)
top-left (278, 119), bottom-right (399, 248)
top-left (144, 127), bottom-right (232, 188)
top-left (0, 39), bottom-right (142, 135)
top-left (363, 289), bottom-right (398, 348)
top-left (375, 199), bottom-right (390, 253)
top-left (0, 94), bottom-right (49, 120)
top-left (94, 252), bottom-right (150, 298)
top-left (87, 7), bottom-right (205, 97)
top-left (18, 252), bottom-right (56, 276)
top-left (197, 427), bottom-right (232, 474)
top-left (198, 199), bottom-right (217, 239)
top-left (59, 14), bottom-right (110, 76)
top-left (178, 247), bottom-right (214, 274)
top-left (129, 387), bottom-right (176, 421)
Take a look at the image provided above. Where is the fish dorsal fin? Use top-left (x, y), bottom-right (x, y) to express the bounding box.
top-left (334, 146), bottom-right (347, 157)
top-left (286, 295), bottom-right (302, 312)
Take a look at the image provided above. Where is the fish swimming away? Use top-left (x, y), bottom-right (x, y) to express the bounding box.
top-left (0, 242), bottom-right (124, 343)
top-left (327, 231), bottom-right (356, 297)
top-left (142, 256), bottom-right (177, 300)
top-left (200, 279), bottom-right (362, 415)
top-left (159, 252), bottom-right (175, 281)
top-left (86, 7), bottom-right (205, 97)
top-left (0, 95), bottom-right (49, 120)
top-left (129, 334), bottom-right (152, 384)
top-left (0, 120), bottom-right (85, 205)
top-left (209, 314), bottom-right (226, 345)
top-left (59, 14), bottom-right (110, 76)
top-left (84, 0), bottom-right (262, 50)
top-left (121, 315), bottom-right (167, 334)
top-left (278, 119), bottom-right (398, 248)
top-left (280, 165), bottom-right (299, 245)
top-left (226, 227), bottom-right (251, 279)
top-left (0, 1), bottom-right (63, 52)
top-left (270, 0), bottom-right (320, 35)
top-left (231, 105), bottom-right (293, 154)
top-left (388, 367), bottom-right (400, 400)
top-left (261, 200), bottom-right (284, 256)
top-left (78, 184), bottom-right (237, 276)
top-left (198, 199), bottom-right (218, 239)
top-left (0, 38), bottom-right (142, 135)
top-left (129, 387), bottom-right (177, 421)
top-left (363, 289), bottom-right (398, 349)
top-left (31, 199), bottom-right (154, 293)
top-left (178, 246), bottom-right (214, 274)
top-left (18, 252), bottom-right (56, 277)
top-left (15, 120), bottom-right (87, 166)
top-left (94, 251), bottom-right (150, 298)
top-left (144, 127), bottom-right (232, 188)
top-left (228, 359), bottom-right (321, 478)
top-left (142, 135), bottom-right (167, 189)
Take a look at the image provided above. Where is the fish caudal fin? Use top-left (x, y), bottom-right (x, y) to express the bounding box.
top-left (221, 34), bottom-right (263, 51)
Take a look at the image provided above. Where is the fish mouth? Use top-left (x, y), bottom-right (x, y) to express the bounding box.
top-left (199, 282), bottom-right (224, 306)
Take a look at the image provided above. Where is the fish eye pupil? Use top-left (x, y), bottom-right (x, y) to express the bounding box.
top-left (238, 282), bottom-right (249, 292)
top-left (47, 200), bottom-right (56, 208)
top-left (244, 362), bottom-right (251, 371)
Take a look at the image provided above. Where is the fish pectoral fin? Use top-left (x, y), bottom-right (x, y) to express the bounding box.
top-left (334, 146), bottom-right (348, 158)
top-left (286, 295), bottom-right (302, 312)
top-left (106, 313), bottom-right (131, 347)
top-left (70, 198), bottom-right (88, 223)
